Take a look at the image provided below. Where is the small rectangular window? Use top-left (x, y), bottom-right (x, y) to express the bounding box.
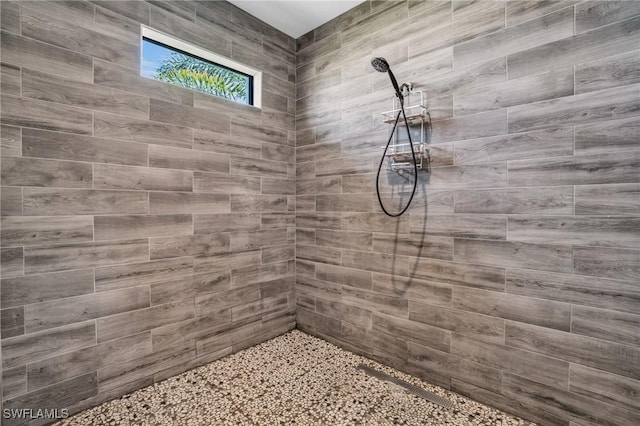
top-left (141, 26), bottom-right (261, 107)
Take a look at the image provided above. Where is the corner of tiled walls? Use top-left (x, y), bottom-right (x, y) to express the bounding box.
top-left (1, 0), bottom-right (296, 420)
top-left (293, 1), bottom-right (640, 425)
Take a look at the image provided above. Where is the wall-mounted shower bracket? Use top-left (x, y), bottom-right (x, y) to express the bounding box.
top-left (380, 87), bottom-right (428, 172)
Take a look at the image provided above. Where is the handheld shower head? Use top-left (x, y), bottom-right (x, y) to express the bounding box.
top-left (371, 57), bottom-right (390, 73)
top-left (371, 57), bottom-right (403, 101)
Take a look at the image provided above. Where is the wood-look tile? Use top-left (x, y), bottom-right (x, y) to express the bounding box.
top-left (92, 1), bottom-right (150, 25)
top-left (94, 164), bottom-right (193, 192)
top-left (0, 1), bottom-right (20, 33)
top-left (2, 321), bottom-right (96, 369)
top-left (296, 176), bottom-right (342, 195)
top-left (505, 374), bottom-right (640, 426)
top-left (261, 212), bottom-right (295, 229)
top-left (95, 257), bottom-right (192, 293)
top-left (195, 286), bottom-right (260, 317)
top-left (296, 244), bottom-right (341, 266)
top-left (96, 300), bottom-right (195, 343)
top-left (23, 188), bottom-right (147, 216)
top-left (261, 245), bottom-right (295, 265)
top-left (575, 50), bottom-right (640, 95)
top-left (24, 239), bottom-right (149, 275)
top-left (1, 125), bottom-right (21, 157)
top-left (412, 257), bottom-right (505, 291)
top-left (1, 62), bottom-right (21, 96)
top-left (506, 321), bottom-right (640, 380)
top-left (194, 172), bottom-right (261, 194)
top-left (22, 128), bottom-right (148, 166)
top-left (508, 84), bottom-right (640, 133)
top-left (95, 214), bottom-right (193, 241)
top-left (0, 31), bottom-right (93, 83)
top-left (27, 332), bottom-right (151, 392)
top-left (21, 5), bottom-right (137, 69)
top-left (94, 111), bottom-right (193, 149)
top-left (230, 120), bottom-right (287, 146)
top-left (454, 127), bottom-right (573, 164)
top-left (373, 313), bottom-right (451, 353)
top-left (1, 156), bottom-right (92, 188)
top-left (194, 250), bottom-right (261, 274)
top-left (507, 268), bottom-right (640, 314)
top-left (194, 213), bottom-right (260, 233)
top-left (506, 0), bottom-right (579, 27)
top-left (0, 247), bottom-right (23, 279)
top-left (1, 306), bottom-right (24, 339)
top-left (229, 156), bottom-right (288, 178)
top-left (194, 130), bottom-right (261, 158)
top-left (149, 144), bottom-right (229, 173)
top-left (296, 212), bottom-right (341, 230)
top-left (408, 341), bottom-right (502, 393)
top-left (453, 287), bottom-right (571, 331)
top-left (569, 364), bottom-right (640, 413)
top-left (315, 263), bottom-right (372, 290)
top-left (571, 305), bottom-right (640, 347)
top-left (316, 193), bottom-right (373, 212)
top-left (454, 186), bottom-right (574, 215)
top-left (575, 183), bottom-right (640, 215)
top-left (452, 333), bottom-right (569, 389)
top-left (2, 365), bottom-right (26, 400)
top-left (25, 287), bottom-right (150, 333)
top-left (371, 272), bottom-right (452, 305)
top-left (1, 186), bottom-right (22, 216)
top-left (262, 178), bottom-right (296, 195)
top-left (1, 216), bottom-right (93, 247)
top-left (508, 215), bottom-right (640, 249)
top-left (431, 109), bottom-right (507, 144)
top-left (412, 214), bottom-right (506, 240)
top-left (151, 309), bottom-right (230, 351)
top-left (151, 276), bottom-right (195, 306)
top-left (575, 0), bottom-right (640, 33)
top-left (1, 94), bottom-right (92, 135)
top-left (149, 192), bottom-right (229, 215)
top-left (508, 16), bottom-right (640, 79)
top-left (428, 163), bottom-right (507, 189)
top-left (22, 68), bottom-right (148, 119)
top-left (453, 7), bottom-right (574, 68)
top-left (508, 151), bottom-right (640, 187)
top-left (150, 99), bottom-right (230, 134)
top-left (342, 249), bottom-right (409, 277)
top-left (230, 262), bottom-right (290, 289)
top-left (574, 116), bottom-right (640, 155)
top-left (574, 246), bottom-right (640, 283)
top-left (373, 233), bottom-right (453, 261)
top-left (150, 233), bottom-right (230, 260)
top-left (454, 239), bottom-right (573, 273)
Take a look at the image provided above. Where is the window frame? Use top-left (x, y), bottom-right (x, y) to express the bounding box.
top-left (141, 25), bottom-right (262, 108)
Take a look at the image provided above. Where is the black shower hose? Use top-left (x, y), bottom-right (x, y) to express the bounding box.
top-left (375, 96), bottom-right (419, 217)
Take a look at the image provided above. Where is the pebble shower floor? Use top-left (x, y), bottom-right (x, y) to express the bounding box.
top-left (57, 331), bottom-right (534, 425)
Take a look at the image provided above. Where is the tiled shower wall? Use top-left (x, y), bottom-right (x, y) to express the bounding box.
top-left (294, 1), bottom-right (640, 425)
top-left (0, 0), bottom-right (296, 418)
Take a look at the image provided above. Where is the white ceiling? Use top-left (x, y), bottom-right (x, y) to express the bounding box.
top-left (228, 0), bottom-right (366, 39)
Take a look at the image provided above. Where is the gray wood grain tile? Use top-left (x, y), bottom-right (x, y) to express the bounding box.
top-left (150, 99), bottom-right (230, 134)
top-left (507, 268), bottom-right (640, 315)
top-left (231, 120), bottom-right (288, 146)
top-left (0, 31), bottom-right (93, 83)
top-left (194, 129), bottom-right (261, 159)
top-left (26, 332), bottom-right (151, 393)
top-left (150, 233), bottom-right (230, 260)
top-left (576, 183), bottom-right (640, 216)
top-left (315, 263), bottom-right (372, 290)
top-left (262, 178), bottom-right (296, 195)
top-left (91, 1), bottom-right (150, 24)
top-left (431, 109), bottom-right (507, 144)
top-left (151, 277), bottom-right (195, 306)
top-left (2, 365), bottom-right (26, 401)
top-left (1, 216), bottom-right (93, 247)
top-left (342, 286), bottom-right (408, 319)
top-left (316, 193), bottom-right (373, 212)
top-left (1, 186), bottom-right (22, 216)
top-left (1, 156), bottom-right (92, 188)
top-left (24, 239), bottom-right (149, 275)
top-left (508, 16), bottom-right (640, 79)
top-left (574, 245), bottom-right (640, 283)
top-left (1, 306), bottom-right (24, 339)
top-left (296, 212), bottom-right (341, 230)
top-left (22, 68), bottom-right (148, 119)
top-left (408, 341), bottom-right (502, 393)
top-left (231, 262), bottom-right (290, 289)
top-left (96, 300), bottom-right (195, 343)
top-left (230, 156), bottom-right (288, 178)
top-left (1, 247), bottom-right (23, 279)
top-left (575, 50), bottom-right (640, 94)
top-left (2, 321), bottom-right (96, 369)
top-left (261, 212), bottom-right (295, 229)
top-left (94, 164), bottom-right (193, 191)
top-left (296, 244), bottom-right (341, 266)
top-left (21, 4), bottom-right (138, 69)
top-left (194, 172), bottom-right (261, 194)
top-left (508, 84), bottom-right (640, 133)
top-left (453, 287), bottom-right (571, 331)
top-left (373, 233), bottom-right (453, 261)
top-left (194, 213), bottom-right (260, 233)
top-left (195, 286), bottom-right (260, 317)
top-left (454, 186), bottom-right (574, 214)
top-left (571, 305), bottom-right (640, 347)
top-left (261, 245), bottom-right (295, 264)
top-left (412, 214), bottom-right (506, 240)
top-left (454, 239), bottom-right (573, 273)
top-left (25, 287), bottom-right (150, 333)
top-left (412, 257), bottom-right (505, 291)
top-left (506, 0), bottom-right (579, 27)
top-left (0, 1), bottom-right (20, 33)
top-left (149, 192), bottom-right (228, 215)
top-left (1, 62), bottom-right (21, 96)
top-left (342, 249), bottom-right (409, 276)
top-left (574, 116), bottom-right (640, 155)
top-left (94, 111), bottom-right (193, 149)
top-left (575, 0), bottom-right (640, 33)
top-left (428, 163), bottom-right (507, 189)
top-left (1, 124), bottom-right (21, 157)
top-left (1, 94), bottom-right (92, 135)
top-left (372, 272), bottom-right (452, 306)
top-left (453, 7), bottom-right (574, 68)
top-left (149, 144), bottom-right (230, 173)
top-left (21, 128), bottom-right (148, 167)
top-left (94, 214), bottom-right (193, 241)
top-left (452, 333), bottom-right (569, 389)
top-left (95, 257), bottom-right (193, 292)
top-left (410, 300), bottom-right (505, 344)
top-left (508, 151), bottom-right (640, 187)
top-left (506, 321), bottom-right (640, 380)
top-left (151, 309), bottom-right (230, 351)
top-left (374, 312), bottom-right (451, 353)
top-left (296, 176), bottom-right (341, 195)
top-left (502, 373), bottom-right (640, 426)
top-left (569, 364), bottom-right (640, 413)
top-left (454, 127), bottom-right (574, 164)
top-left (194, 250), bottom-right (261, 274)
top-left (23, 188), bottom-right (148, 216)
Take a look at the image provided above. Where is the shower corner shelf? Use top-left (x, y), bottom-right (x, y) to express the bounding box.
top-left (380, 88), bottom-right (429, 172)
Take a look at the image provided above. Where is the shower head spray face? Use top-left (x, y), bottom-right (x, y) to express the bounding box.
top-left (371, 57), bottom-right (390, 73)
